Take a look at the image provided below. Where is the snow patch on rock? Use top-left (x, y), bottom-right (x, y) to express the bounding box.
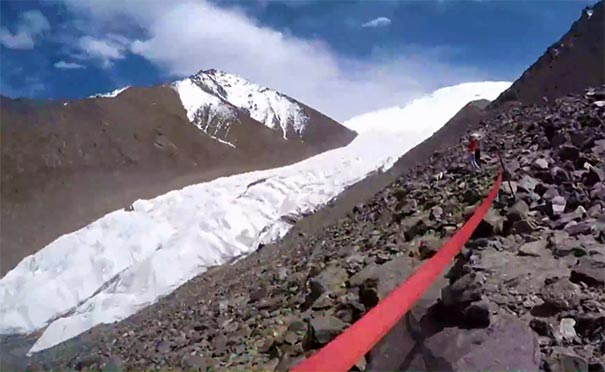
top-left (174, 70), bottom-right (310, 140)
top-left (203, 70), bottom-right (309, 139)
top-left (90, 86), bottom-right (130, 98)
top-left (173, 78), bottom-right (237, 147)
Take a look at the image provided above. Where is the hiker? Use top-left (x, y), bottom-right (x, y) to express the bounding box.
top-left (474, 135), bottom-right (481, 167)
top-left (467, 134), bottom-right (480, 170)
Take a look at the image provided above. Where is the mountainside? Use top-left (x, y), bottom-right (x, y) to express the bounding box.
top-left (0, 82), bottom-right (509, 368)
top-left (0, 74), bottom-right (355, 276)
top-left (2, 3), bottom-right (603, 370)
top-left (11, 87), bottom-right (604, 371)
top-left (492, 1), bottom-right (604, 107)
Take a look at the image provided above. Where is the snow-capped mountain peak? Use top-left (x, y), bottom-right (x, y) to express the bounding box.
top-left (173, 78), bottom-right (238, 147)
top-left (174, 69), bottom-right (310, 141)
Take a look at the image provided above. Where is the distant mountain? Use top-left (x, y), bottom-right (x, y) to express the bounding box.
top-left (172, 69), bottom-right (353, 151)
top-left (178, 69), bottom-right (307, 143)
top-left (492, 1), bottom-right (604, 107)
top-left (0, 73), bottom-right (355, 276)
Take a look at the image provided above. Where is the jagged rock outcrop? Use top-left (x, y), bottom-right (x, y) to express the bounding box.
top-left (491, 1), bottom-right (604, 107)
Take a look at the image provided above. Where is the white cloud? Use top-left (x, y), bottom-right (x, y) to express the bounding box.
top-left (0, 31), bottom-right (34, 49)
top-left (361, 17), bottom-right (392, 28)
top-left (61, 0), bottom-right (484, 121)
top-left (0, 10), bottom-right (50, 50)
top-left (77, 35), bottom-right (129, 67)
top-left (54, 60), bottom-right (86, 69)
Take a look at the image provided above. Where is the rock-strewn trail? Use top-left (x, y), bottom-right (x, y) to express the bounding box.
top-left (10, 87), bottom-right (605, 371)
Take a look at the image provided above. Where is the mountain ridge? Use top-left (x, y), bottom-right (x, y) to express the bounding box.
top-left (173, 69), bottom-right (340, 146)
top-left (0, 72), bottom-right (356, 276)
top-left (491, 1), bottom-right (604, 107)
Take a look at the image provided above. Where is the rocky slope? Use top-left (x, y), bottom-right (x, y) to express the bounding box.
top-left (0, 75), bottom-right (355, 276)
top-left (492, 1), bottom-right (604, 107)
top-left (10, 87), bottom-right (604, 371)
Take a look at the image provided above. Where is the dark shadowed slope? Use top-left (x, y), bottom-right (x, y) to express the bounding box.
top-left (492, 1), bottom-right (604, 107)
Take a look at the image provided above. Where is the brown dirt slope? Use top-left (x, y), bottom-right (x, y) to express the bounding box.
top-left (0, 85), bottom-right (355, 276)
top-left (491, 1), bottom-right (604, 107)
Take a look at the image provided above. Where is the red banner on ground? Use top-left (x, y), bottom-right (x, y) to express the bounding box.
top-left (291, 172), bottom-right (503, 372)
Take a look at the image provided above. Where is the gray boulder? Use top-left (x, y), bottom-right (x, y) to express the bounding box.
top-left (564, 221), bottom-right (593, 236)
top-left (303, 265), bottom-right (348, 310)
top-left (558, 145), bottom-right (580, 161)
top-left (518, 175), bottom-right (541, 193)
top-left (473, 208), bottom-right (505, 238)
top-left (551, 196), bottom-right (567, 215)
top-left (571, 256), bottom-right (605, 286)
top-left (518, 239), bottom-right (547, 257)
top-left (507, 199), bottom-right (530, 222)
top-left (181, 354), bottom-right (208, 371)
top-left (349, 256), bottom-right (417, 302)
top-left (533, 158), bottom-right (549, 170)
top-left (441, 273), bottom-right (483, 306)
top-left (308, 315), bottom-right (346, 346)
top-left (423, 314), bottom-right (541, 371)
top-left (544, 349), bottom-right (589, 372)
top-left (540, 278), bottom-right (583, 310)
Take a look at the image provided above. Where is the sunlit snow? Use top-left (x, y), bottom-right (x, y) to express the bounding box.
top-left (173, 78), bottom-right (237, 147)
top-left (172, 71), bottom-right (310, 146)
top-left (0, 81), bottom-right (511, 354)
top-left (183, 70), bottom-right (310, 139)
top-left (90, 86), bottom-right (130, 98)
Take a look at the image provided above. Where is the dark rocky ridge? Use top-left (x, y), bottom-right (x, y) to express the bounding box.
top-left (491, 1), bottom-right (604, 108)
top-left (0, 84), bottom-right (355, 276)
top-left (6, 88), bottom-right (604, 371)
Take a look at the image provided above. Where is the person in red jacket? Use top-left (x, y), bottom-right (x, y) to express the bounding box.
top-left (474, 135), bottom-right (481, 167)
top-left (467, 134), bottom-right (480, 170)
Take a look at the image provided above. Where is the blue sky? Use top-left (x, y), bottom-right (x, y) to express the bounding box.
top-left (0, 0), bottom-right (596, 120)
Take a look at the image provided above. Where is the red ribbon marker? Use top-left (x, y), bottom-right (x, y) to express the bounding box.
top-left (292, 172), bottom-right (503, 372)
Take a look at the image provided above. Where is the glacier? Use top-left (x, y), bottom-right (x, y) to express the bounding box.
top-left (0, 81), bottom-right (511, 354)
